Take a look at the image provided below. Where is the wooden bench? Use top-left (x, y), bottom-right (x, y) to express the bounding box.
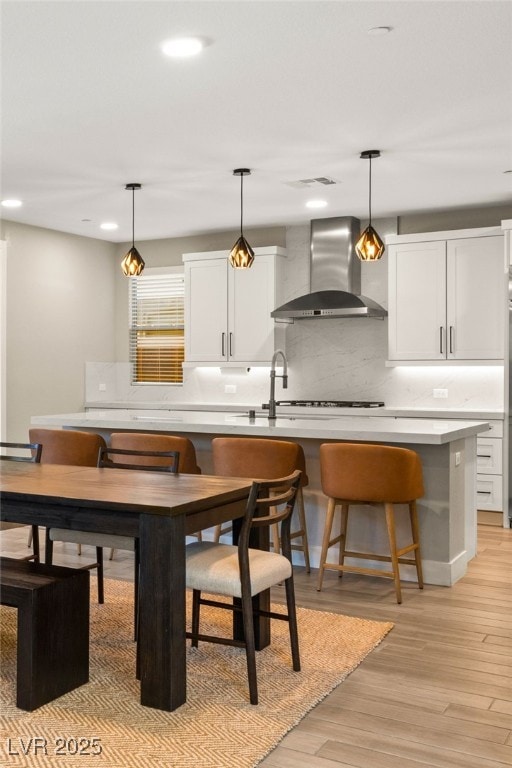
top-left (0, 557), bottom-right (90, 710)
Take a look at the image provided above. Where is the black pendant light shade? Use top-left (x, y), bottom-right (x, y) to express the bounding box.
top-left (121, 183), bottom-right (145, 276)
top-left (355, 150), bottom-right (385, 262)
top-left (229, 168), bottom-right (254, 268)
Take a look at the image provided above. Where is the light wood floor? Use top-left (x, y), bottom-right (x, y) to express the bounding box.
top-left (1, 522), bottom-right (511, 768)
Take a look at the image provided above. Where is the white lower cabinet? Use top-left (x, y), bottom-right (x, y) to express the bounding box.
top-left (476, 422), bottom-right (504, 512)
top-left (477, 475), bottom-right (503, 512)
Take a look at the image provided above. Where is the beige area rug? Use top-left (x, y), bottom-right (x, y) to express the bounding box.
top-left (0, 579), bottom-right (393, 768)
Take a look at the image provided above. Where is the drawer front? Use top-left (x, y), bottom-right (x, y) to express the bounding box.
top-left (476, 438), bottom-right (503, 474)
top-left (476, 474), bottom-right (503, 511)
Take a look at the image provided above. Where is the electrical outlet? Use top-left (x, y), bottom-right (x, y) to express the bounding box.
top-left (98, 383), bottom-right (107, 392)
top-left (224, 384), bottom-right (237, 394)
top-left (455, 451), bottom-right (461, 466)
top-left (433, 388), bottom-right (448, 398)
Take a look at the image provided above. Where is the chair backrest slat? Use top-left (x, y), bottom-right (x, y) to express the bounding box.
top-left (0, 442), bottom-right (42, 463)
top-left (97, 446), bottom-right (180, 474)
top-left (237, 470), bottom-right (302, 557)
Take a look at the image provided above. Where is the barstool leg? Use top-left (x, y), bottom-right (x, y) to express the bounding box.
top-left (384, 502), bottom-right (402, 604)
top-left (317, 497), bottom-right (336, 591)
top-left (409, 500), bottom-right (424, 589)
top-left (295, 488), bottom-right (311, 573)
top-left (338, 503), bottom-right (349, 578)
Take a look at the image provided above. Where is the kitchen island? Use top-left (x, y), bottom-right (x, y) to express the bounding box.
top-left (31, 409), bottom-right (490, 586)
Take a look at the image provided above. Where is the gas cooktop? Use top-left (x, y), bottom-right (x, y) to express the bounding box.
top-left (274, 400), bottom-right (385, 408)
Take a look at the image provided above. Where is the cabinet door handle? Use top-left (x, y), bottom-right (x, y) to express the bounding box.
top-left (477, 454), bottom-right (492, 459)
top-left (477, 490), bottom-right (492, 495)
top-left (439, 327), bottom-right (444, 354)
top-left (221, 332), bottom-right (226, 357)
top-left (449, 326), bottom-right (454, 354)
top-left (229, 332), bottom-right (233, 356)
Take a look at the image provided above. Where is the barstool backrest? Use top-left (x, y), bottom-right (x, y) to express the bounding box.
top-left (29, 428), bottom-right (106, 466)
top-left (320, 442), bottom-right (424, 503)
top-left (110, 432), bottom-right (201, 474)
top-left (212, 437), bottom-right (308, 486)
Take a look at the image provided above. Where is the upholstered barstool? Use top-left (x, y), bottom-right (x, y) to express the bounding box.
top-left (28, 428), bottom-right (106, 538)
top-left (110, 432), bottom-right (203, 546)
top-left (29, 428), bottom-right (107, 600)
top-left (317, 442), bottom-right (424, 603)
top-left (29, 428), bottom-right (106, 467)
top-left (110, 432), bottom-right (202, 474)
top-left (211, 437), bottom-right (310, 572)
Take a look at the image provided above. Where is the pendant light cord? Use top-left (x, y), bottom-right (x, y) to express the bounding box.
top-left (132, 188), bottom-right (135, 247)
top-left (368, 154), bottom-right (372, 227)
top-left (240, 172), bottom-right (244, 236)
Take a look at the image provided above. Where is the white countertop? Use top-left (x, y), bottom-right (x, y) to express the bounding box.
top-left (32, 409), bottom-right (491, 445)
top-left (84, 401), bottom-right (504, 420)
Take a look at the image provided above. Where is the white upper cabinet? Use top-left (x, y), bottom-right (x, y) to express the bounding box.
top-left (183, 247), bottom-right (285, 364)
top-left (387, 228), bottom-right (506, 361)
top-left (446, 236), bottom-right (505, 359)
top-left (388, 240), bottom-right (447, 360)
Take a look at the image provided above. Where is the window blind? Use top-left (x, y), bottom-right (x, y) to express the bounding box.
top-left (129, 269), bottom-right (184, 384)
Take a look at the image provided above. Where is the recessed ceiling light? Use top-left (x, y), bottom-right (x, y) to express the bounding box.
top-left (368, 26), bottom-right (392, 35)
top-left (100, 222), bottom-right (119, 231)
top-left (161, 37), bottom-right (203, 58)
top-left (306, 200), bottom-right (328, 209)
top-left (1, 199), bottom-right (22, 208)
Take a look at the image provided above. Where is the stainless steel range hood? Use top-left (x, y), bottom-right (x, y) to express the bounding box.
top-left (271, 216), bottom-right (387, 319)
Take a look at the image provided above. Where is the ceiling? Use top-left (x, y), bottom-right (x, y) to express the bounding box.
top-left (1, 1), bottom-right (511, 244)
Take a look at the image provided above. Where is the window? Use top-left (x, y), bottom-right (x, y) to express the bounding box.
top-left (129, 267), bottom-right (184, 384)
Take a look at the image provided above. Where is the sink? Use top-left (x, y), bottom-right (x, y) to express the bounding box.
top-left (234, 413), bottom-right (336, 422)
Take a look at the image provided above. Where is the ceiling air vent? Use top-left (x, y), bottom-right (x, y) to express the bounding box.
top-left (284, 177), bottom-right (338, 189)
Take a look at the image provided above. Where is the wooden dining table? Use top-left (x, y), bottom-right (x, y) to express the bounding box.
top-left (0, 461), bottom-right (257, 712)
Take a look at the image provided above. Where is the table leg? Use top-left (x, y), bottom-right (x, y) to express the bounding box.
top-left (138, 512), bottom-right (186, 711)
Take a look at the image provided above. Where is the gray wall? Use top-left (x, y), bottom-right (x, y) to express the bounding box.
top-left (1, 221), bottom-right (117, 440)
top-left (398, 204), bottom-right (512, 234)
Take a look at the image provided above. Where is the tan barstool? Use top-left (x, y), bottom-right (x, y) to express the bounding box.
top-left (110, 432), bottom-right (201, 474)
top-left (29, 428), bottom-right (106, 467)
top-left (29, 428), bottom-right (107, 601)
top-left (28, 429), bottom-right (107, 557)
top-left (317, 442), bottom-right (424, 603)
top-left (110, 432), bottom-right (203, 544)
top-left (211, 437), bottom-right (310, 572)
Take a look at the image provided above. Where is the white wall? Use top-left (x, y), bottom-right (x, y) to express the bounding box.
top-left (0, 221), bottom-right (117, 440)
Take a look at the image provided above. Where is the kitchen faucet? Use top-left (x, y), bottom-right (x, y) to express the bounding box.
top-left (267, 349), bottom-right (288, 419)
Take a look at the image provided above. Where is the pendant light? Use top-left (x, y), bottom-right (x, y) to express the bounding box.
top-left (355, 150), bottom-right (385, 261)
top-left (121, 183), bottom-right (145, 276)
top-left (229, 168), bottom-right (255, 269)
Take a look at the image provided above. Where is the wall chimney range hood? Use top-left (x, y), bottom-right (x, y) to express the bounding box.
top-left (271, 216), bottom-right (387, 319)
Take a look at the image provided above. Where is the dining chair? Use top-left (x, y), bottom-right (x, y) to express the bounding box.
top-left (46, 446), bottom-right (180, 636)
top-left (211, 437), bottom-right (310, 572)
top-left (317, 442), bottom-right (425, 603)
top-left (0, 441), bottom-right (42, 562)
top-left (185, 469), bottom-right (302, 705)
